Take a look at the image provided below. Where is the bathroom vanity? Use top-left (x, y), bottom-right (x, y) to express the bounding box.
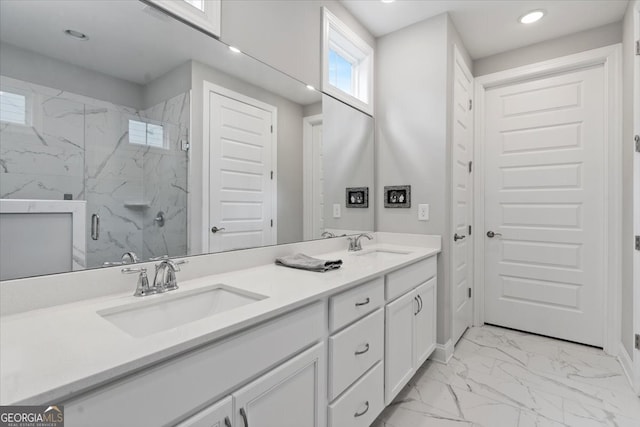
top-left (0, 233), bottom-right (440, 427)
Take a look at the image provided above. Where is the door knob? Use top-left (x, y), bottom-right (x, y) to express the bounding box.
top-left (454, 233), bottom-right (466, 241)
top-left (211, 226), bottom-right (226, 233)
top-left (486, 230), bottom-right (502, 238)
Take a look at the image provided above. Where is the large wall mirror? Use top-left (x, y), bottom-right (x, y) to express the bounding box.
top-left (0, 0), bottom-right (374, 281)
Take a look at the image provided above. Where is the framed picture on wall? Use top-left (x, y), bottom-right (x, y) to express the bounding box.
top-left (346, 187), bottom-right (369, 208)
top-left (384, 185), bottom-right (411, 208)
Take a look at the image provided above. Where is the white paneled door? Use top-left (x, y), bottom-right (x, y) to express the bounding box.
top-left (484, 66), bottom-right (605, 347)
top-left (451, 46), bottom-right (474, 345)
top-left (208, 91), bottom-right (275, 252)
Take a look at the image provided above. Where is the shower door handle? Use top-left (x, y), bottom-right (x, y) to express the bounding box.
top-left (91, 214), bottom-right (100, 240)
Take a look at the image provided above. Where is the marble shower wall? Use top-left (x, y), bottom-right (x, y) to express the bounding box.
top-left (140, 93), bottom-right (189, 260)
top-left (0, 75), bottom-right (190, 268)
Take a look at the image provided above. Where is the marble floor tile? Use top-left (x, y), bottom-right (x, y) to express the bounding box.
top-left (373, 325), bottom-right (640, 427)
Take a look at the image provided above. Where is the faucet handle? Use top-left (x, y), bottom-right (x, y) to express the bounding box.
top-left (149, 255), bottom-right (169, 261)
top-left (122, 267), bottom-right (154, 297)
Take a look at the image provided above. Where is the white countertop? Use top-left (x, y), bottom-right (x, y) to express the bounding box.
top-left (0, 243), bottom-right (439, 405)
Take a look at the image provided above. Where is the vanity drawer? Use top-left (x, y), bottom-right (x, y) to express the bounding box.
top-left (328, 362), bottom-right (384, 427)
top-left (329, 277), bottom-right (384, 332)
top-left (385, 256), bottom-right (436, 301)
top-left (328, 308), bottom-right (383, 400)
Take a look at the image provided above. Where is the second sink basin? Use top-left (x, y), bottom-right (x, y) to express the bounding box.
top-left (353, 249), bottom-right (411, 259)
top-left (98, 284), bottom-right (267, 338)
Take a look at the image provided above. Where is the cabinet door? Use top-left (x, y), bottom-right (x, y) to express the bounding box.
top-left (233, 343), bottom-right (325, 427)
top-left (175, 396), bottom-right (232, 427)
top-left (415, 277), bottom-right (437, 367)
top-left (384, 290), bottom-right (417, 405)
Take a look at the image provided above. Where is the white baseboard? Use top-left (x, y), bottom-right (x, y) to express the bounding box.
top-left (430, 339), bottom-right (454, 364)
top-left (618, 342), bottom-right (634, 389)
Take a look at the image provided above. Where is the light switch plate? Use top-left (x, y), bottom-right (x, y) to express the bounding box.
top-left (333, 204), bottom-right (341, 218)
top-left (418, 204), bottom-right (429, 221)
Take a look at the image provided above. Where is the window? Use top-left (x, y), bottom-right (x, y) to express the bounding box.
top-left (183, 0), bottom-right (204, 12)
top-left (128, 119), bottom-right (166, 149)
top-left (322, 8), bottom-right (374, 114)
top-left (0, 90), bottom-right (28, 125)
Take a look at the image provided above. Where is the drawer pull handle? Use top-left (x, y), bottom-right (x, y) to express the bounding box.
top-left (417, 295), bottom-right (423, 313)
top-left (414, 296), bottom-right (420, 315)
top-left (355, 343), bottom-right (370, 355)
top-left (354, 401), bottom-right (370, 418)
top-left (355, 297), bottom-right (370, 307)
top-left (225, 416), bottom-right (232, 427)
top-left (240, 408), bottom-right (248, 427)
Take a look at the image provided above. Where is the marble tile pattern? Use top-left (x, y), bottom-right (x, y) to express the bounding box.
top-left (373, 325), bottom-right (640, 427)
top-left (140, 92), bottom-right (189, 260)
top-left (0, 76), bottom-right (190, 269)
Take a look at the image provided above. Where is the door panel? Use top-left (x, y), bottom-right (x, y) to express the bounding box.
top-left (233, 343), bottom-right (324, 427)
top-left (384, 290), bottom-right (416, 405)
top-left (209, 92), bottom-right (274, 253)
top-left (415, 278), bottom-right (436, 367)
top-left (484, 66), bottom-right (605, 346)
top-left (452, 47), bottom-right (473, 344)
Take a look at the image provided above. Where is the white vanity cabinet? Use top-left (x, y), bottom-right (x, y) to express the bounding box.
top-left (175, 397), bottom-right (232, 427)
top-left (233, 343), bottom-right (325, 427)
top-left (384, 257), bottom-right (437, 405)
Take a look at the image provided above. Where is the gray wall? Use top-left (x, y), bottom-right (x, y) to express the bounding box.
top-left (375, 13), bottom-right (472, 346)
top-left (220, 0), bottom-right (375, 89)
top-left (0, 42), bottom-right (143, 109)
top-left (322, 95), bottom-right (374, 232)
top-left (621, 1), bottom-right (637, 358)
top-left (474, 22), bottom-right (623, 76)
top-left (189, 60), bottom-right (306, 252)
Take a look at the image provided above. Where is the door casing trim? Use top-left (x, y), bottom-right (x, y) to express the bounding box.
top-left (472, 44), bottom-right (623, 354)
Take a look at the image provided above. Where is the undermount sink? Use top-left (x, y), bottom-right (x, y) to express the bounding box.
top-left (98, 284), bottom-right (267, 338)
top-left (353, 249), bottom-right (411, 258)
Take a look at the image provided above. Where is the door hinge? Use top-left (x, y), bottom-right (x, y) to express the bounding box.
top-left (180, 140), bottom-right (190, 151)
top-left (469, 99), bottom-right (472, 110)
top-left (635, 333), bottom-right (640, 350)
top-left (636, 40), bottom-right (640, 56)
top-left (270, 219), bottom-right (273, 227)
top-left (468, 288), bottom-right (472, 298)
top-left (635, 135), bottom-right (640, 153)
top-left (635, 236), bottom-right (640, 251)
top-left (468, 225), bottom-right (472, 235)
top-left (270, 170), bottom-right (274, 180)
top-left (468, 161), bottom-right (473, 173)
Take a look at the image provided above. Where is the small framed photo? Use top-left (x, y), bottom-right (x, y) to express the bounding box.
top-left (346, 187), bottom-right (369, 208)
top-left (384, 185), bottom-right (411, 208)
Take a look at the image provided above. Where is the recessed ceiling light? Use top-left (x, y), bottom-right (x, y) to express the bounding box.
top-left (64, 29), bottom-right (89, 41)
top-left (306, 85), bottom-right (316, 91)
top-left (519, 10), bottom-right (545, 24)
top-left (228, 46), bottom-right (241, 54)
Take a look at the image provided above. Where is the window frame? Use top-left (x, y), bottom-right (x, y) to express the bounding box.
top-left (0, 87), bottom-right (33, 127)
top-left (127, 117), bottom-right (169, 150)
top-left (146, 0), bottom-right (220, 37)
top-left (322, 7), bottom-right (374, 115)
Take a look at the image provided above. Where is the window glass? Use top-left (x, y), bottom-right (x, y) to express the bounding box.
top-left (0, 91), bottom-right (27, 125)
top-left (183, 0), bottom-right (205, 11)
top-left (328, 49), bottom-right (354, 96)
top-left (128, 119), bottom-right (165, 149)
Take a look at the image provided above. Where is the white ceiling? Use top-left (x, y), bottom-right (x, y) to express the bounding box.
top-left (341, 0), bottom-right (629, 59)
top-left (0, 1), bottom-right (321, 106)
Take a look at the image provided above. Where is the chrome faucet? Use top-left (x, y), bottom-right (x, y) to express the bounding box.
top-left (153, 259), bottom-right (187, 292)
top-left (103, 251), bottom-right (140, 267)
top-left (347, 233), bottom-right (373, 251)
top-left (121, 266), bottom-right (153, 297)
top-left (321, 231), bottom-right (336, 238)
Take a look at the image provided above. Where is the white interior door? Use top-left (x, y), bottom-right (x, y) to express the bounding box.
top-left (483, 66), bottom-right (606, 347)
top-left (303, 114), bottom-right (324, 240)
top-left (208, 91), bottom-right (275, 252)
top-left (451, 46), bottom-right (474, 345)
top-left (633, 3), bottom-right (640, 395)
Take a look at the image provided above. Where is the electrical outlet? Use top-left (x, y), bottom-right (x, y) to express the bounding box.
top-left (333, 204), bottom-right (341, 218)
top-left (418, 204), bottom-right (429, 221)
